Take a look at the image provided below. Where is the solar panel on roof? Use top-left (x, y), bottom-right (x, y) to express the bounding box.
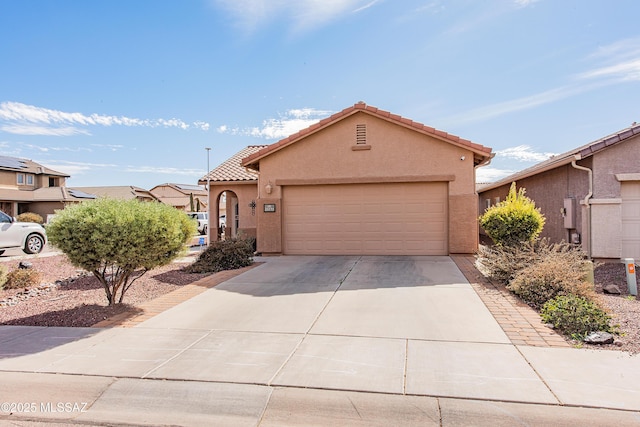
top-left (175, 184), bottom-right (205, 191)
top-left (0, 156), bottom-right (26, 169)
top-left (67, 189), bottom-right (97, 199)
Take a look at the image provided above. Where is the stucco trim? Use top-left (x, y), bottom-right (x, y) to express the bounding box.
top-left (275, 175), bottom-right (455, 186)
top-left (616, 173), bottom-right (640, 182)
top-left (351, 145), bottom-right (372, 151)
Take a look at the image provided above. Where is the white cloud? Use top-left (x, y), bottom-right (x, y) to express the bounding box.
top-left (38, 160), bottom-right (117, 176)
top-left (1, 124), bottom-right (91, 136)
top-left (439, 37), bottom-right (640, 126)
top-left (0, 102), bottom-right (210, 136)
top-left (213, 0), bottom-right (379, 34)
top-left (513, 0), bottom-right (540, 7)
top-left (476, 167), bottom-right (517, 183)
top-left (91, 144), bottom-right (124, 151)
top-left (439, 83), bottom-right (599, 125)
top-left (219, 107), bottom-right (333, 140)
top-left (496, 145), bottom-right (556, 162)
top-left (577, 37), bottom-right (640, 82)
top-left (26, 144), bottom-right (92, 153)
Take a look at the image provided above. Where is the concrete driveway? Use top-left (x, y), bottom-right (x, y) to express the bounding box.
top-left (2, 255), bottom-right (640, 426)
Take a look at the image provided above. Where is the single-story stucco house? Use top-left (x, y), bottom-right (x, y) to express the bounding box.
top-left (150, 183), bottom-right (208, 212)
top-left (478, 122), bottom-right (640, 260)
top-left (201, 102), bottom-right (494, 255)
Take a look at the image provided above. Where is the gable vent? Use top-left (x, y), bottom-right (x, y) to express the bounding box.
top-left (356, 124), bottom-right (367, 144)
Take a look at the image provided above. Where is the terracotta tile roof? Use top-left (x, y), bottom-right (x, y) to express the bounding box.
top-left (201, 145), bottom-right (267, 183)
top-left (242, 102), bottom-right (493, 169)
top-left (478, 122), bottom-right (640, 192)
top-left (150, 183), bottom-right (207, 197)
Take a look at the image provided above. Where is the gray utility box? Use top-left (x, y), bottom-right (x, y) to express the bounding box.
top-left (563, 197), bottom-right (576, 229)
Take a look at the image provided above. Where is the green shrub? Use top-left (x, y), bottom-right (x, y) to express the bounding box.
top-left (0, 264), bottom-right (7, 290)
top-left (46, 198), bottom-right (196, 305)
top-left (5, 268), bottom-right (42, 290)
top-left (185, 238), bottom-right (254, 274)
top-left (479, 182), bottom-right (545, 246)
top-left (508, 256), bottom-right (595, 309)
top-left (541, 295), bottom-right (615, 340)
top-left (16, 212), bottom-right (44, 224)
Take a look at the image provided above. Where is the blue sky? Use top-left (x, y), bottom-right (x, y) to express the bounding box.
top-left (1, 0), bottom-right (639, 188)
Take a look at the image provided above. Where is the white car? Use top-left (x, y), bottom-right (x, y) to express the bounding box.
top-left (187, 212), bottom-right (208, 235)
top-left (0, 211), bottom-right (47, 255)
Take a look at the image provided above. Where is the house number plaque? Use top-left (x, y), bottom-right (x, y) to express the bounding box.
top-left (264, 203), bottom-right (276, 213)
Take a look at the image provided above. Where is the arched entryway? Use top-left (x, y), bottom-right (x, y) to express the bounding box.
top-left (214, 190), bottom-right (239, 240)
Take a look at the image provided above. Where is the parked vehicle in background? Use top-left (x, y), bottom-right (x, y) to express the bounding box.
top-left (187, 212), bottom-right (208, 235)
top-left (0, 211), bottom-right (47, 255)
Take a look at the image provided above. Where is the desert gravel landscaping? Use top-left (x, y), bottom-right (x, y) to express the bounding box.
top-left (0, 253), bottom-right (208, 327)
top-left (1, 253), bottom-right (639, 354)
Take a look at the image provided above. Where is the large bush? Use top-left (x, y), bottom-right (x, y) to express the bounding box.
top-left (47, 198), bottom-right (196, 305)
top-left (185, 238), bottom-right (254, 274)
top-left (476, 238), bottom-right (584, 284)
top-left (508, 256), bottom-right (595, 309)
top-left (479, 182), bottom-right (545, 246)
top-left (541, 295), bottom-right (615, 340)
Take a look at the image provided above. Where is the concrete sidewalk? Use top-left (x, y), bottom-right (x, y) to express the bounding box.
top-left (1, 255), bottom-right (640, 426)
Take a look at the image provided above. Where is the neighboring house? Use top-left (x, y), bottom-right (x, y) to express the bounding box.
top-left (150, 183), bottom-right (208, 212)
top-left (200, 145), bottom-right (267, 240)
top-left (478, 123), bottom-right (640, 260)
top-left (0, 155), bottom-right (93, 219)
top-left (202, 102), bottom-right (493, 255)
top-left (70, 186), bottom-right (158, 202)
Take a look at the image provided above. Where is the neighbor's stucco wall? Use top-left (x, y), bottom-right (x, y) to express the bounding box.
top-left (254, 111), bottom-right (479, 254)
top-left (478, 135), bottom-right (640, 258)
top-left (478, 160), bottom-right (590, 245)
top-left (0, 171), bottom-right (17, 187)
top-left (592, 134), bottom-right (640, 198)
top-left (588, 134), bottom-right (640, 258)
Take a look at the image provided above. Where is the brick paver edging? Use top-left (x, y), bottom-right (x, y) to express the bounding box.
top-left (92, 263), bottom-right (262, 328)
top-left (451, 255), bottom-right (570, 348)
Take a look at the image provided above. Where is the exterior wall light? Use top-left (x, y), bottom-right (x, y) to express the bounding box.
top-left (265, 182), bottom-right (273, 194)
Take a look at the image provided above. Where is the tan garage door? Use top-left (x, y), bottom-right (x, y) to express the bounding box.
top-left (622, 182), bottom-right (640, 260)
top-left (283, 182), bottom-right (448, 255)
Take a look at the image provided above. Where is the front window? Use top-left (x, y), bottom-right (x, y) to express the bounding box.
top-left (26, 174), bottom-right (34, 185)
top-left (17, 173), bottom-right (24, 185)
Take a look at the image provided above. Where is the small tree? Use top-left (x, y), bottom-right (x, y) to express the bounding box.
top-left (47, 198), bottom-right (196, 305)
top-left (479, 182), bottom-right (545, 246)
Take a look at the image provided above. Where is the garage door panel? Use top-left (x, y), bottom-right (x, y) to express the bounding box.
top-left (283, 183), bottom-right (448, 255)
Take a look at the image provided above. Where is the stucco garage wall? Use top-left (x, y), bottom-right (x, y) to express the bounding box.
top-left (254, 111), bottom-right (479, 254)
